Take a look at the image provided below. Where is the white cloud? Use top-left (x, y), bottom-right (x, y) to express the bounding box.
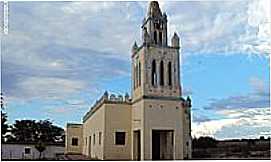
top-left (3, 2), bottom-right (137, 102)
top-left (61, 1), bottom-right (115, 14)
top-left (164, 0), bottom-right (271, 56)
top-left (192, 118), bottom-right (238, 138)
top-left (18, 76), bottom-right (86, 100)
top-left (192, 107), bottom-right (271, 139)
top-left (246, 0), bottom-right (271, 54)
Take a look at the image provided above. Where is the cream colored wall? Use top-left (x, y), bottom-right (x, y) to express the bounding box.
top-left (132, 49), bottom-right (144, 101)
top-left (131, 100), bottom-right (144, 130)
top-left (143, 47), bottom-right (181, 97)
top-left (131, 99), bottom-right (186, 160)
top-left (65, 124), bottom-right (83, 154)
top-left (131, 100), bottom-right (144, 160)
top-left (132, 46), bottom-right (181, 100)
top-left (104, 103), bottom-right (132, 160)
top-left (82, 104), bottom-right (105, 160)
top-left (142, 99), bottom-right (184, 160)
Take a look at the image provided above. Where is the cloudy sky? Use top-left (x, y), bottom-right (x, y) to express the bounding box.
top-left (1, 0), bottom-right (270, 140)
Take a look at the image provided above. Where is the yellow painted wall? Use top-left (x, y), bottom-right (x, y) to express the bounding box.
top-left (65, 124), bottom-right (83, 154)
top-left (82, 102), bottom-right (132, 160)
top-left (82, 104), bottom-right (105, 159)
top-left (143, 99), bottom-right (184, 160)
top-left (131, 98), bottom-right (186, 160)
top-left (104, 103), bottom-right (132, 160)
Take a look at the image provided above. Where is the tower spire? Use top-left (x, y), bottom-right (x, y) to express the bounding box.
top-left (141, 1), bottom-right (168, 47)
top-left (147, 1), bottom-right (162, 17)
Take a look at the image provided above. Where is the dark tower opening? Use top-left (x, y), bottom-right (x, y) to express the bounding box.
top-left (159, 32), bottom-right (162, 45)
top-left (168, 62), bottom-right (172, 86)
top-left (154, 31), bottom-right (158, 44)
top-left (135, 64), bottom-right (138, 88)
top-left (134, 65), bottom-right (136, 89)
top-left (160, 61), bottom-right (164, 86)
top-left (152, 60), bottom-right (157, 86)
top-left (138, 62), bottom-right (141, 87)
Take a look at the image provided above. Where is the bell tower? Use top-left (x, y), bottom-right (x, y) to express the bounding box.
top-left (131, 1), bottom-right (182, 101)
top-left (131, 1), bottom-right (191, 160)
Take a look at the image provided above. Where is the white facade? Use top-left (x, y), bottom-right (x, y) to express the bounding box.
top-left (1, 143), bottom-right (64, 160)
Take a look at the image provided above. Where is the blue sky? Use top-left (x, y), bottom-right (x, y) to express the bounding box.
top-left (1, 1), bottom-right (271, 139)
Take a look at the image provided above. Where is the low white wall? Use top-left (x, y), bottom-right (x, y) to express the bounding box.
top-left (1, 143), bottom-right (64, 160)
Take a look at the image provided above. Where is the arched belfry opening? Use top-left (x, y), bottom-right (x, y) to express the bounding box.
top-left (159, 32), bottom-right (162, 45)
top-left (135, 63), bottom-right (138, 88)
top-left (168, 62), bottom-right (172, 86)
top-left (154, 31), bottom-right (158, 44)
top-left (138, 61), bottom-right (141, 87)
top-left (152, 60), bottom-right (157, 86)
top-left (160, 61), bottom-right (164, 86)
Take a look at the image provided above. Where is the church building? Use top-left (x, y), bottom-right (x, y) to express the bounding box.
top-left (65, 1), bottom-right (192, 160)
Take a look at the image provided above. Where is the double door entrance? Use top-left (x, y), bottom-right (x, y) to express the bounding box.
top-left (152, 130), bottom-right (174, 160)
top-left (133, 130), bottom-right (174, 160)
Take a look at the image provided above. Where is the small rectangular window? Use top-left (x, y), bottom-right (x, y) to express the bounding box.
top-left (99, 132), bottom-right (102, 145)
top-left (115, 132), bottom-right (125, 145)
top-left (72, 138), bottom-right (78, 146)
top-left (24, 148), bottom-right (31, 154)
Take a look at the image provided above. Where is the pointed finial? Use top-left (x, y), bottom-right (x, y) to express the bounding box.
top-left (142, 17), bottom-right (146, 24)
top-left (104, 91), bottom-right (108, 98)
top-left (173, 32), bottom-right (179, 39)
top-left (187, 96), bottom-right (191, 102)
top-left (142, 27), bottom-right (150, 45)
top-left (171, 32), bottom-right (180, 48)
top-left (133, 41), bottom-right (138, 49)
top-left (163, 12), bottom-right (167, 18)
top-left (125, 92), bottom-right (129, 98)
top-left (132, 41), bottom-right (138, 53)
top-left (186, 96), bottom-right (192, 107)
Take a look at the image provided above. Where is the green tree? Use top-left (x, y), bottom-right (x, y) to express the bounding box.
top-left (10, 119), bottom-right (64, 143)
top-left (11, 120), bottom-right (37, 142)
top-left (36, 120), bottom-right (64, 143)
top-left (35, 141), bottom-right (46, 159)
top-left (192, 136), bottom-right (217, 149)
top-left (1, 111), bottom-right (9, 142)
